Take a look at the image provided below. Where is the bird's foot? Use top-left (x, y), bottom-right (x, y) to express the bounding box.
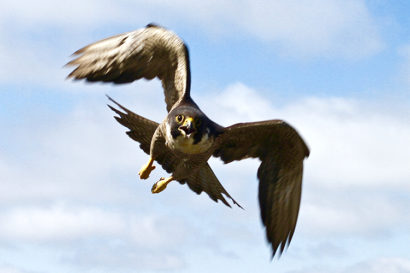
top-left (138, 157), bottom-right (155, 180)
top-left (151, 177), bottom-right (174, 194)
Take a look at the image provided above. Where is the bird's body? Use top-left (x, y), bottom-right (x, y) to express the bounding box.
top-left (67, 23), bottom-right (310, 257)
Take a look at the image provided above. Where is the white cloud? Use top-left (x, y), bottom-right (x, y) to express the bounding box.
top-left (0, 205), bottom-right (124, 242)
top-left (0, 85), bottom-right (168, 205)
top-left (208, 85), bottom-right (410, 190)
top-left (211, 82), bottom-right (274, 122)
top-left (200, 83), bottom-right (410, 238)
top-left (3, 81), bottom-right (409, 241)
top-left (1, 82), bottom-right (409, 272)
top-left (0, 0), bottom-right (386, 93)
top-left (290, 98), bottom-right (410, 190)
top-left (1, 0), bottom-right (137, 28)
top-left (0, 0), bottom-right (383, 63)
top-left (0, 265), bottom-right (24, 273)
top-left (300, 194), bottom-right (406, 237)
top-left (215, 0), bottom-right (383, 58)
top-left (0, 203), bottom-right (191, 262)
top-left (68, 244), bottom-right (185, 271)
top-left (346, 257), bottom-right (410, 273)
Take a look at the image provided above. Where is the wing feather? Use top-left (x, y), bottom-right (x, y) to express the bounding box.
top-left (181, 163), bottom-right (243, 209)
top-left (67, 24), bottom-right (190, 111)
top-left (214, 120), bottom-right (309, 257)
top-left (106, 95), bottom-right (158, 154)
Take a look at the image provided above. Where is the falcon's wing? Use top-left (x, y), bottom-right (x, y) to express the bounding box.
top-left (67, 24), bottom-right (190, 112)
top-left (108, 97), bottom-right (240, 208)
top-left (107, 96), bottom-right (159, 154)
top-left (213, 120), bottom-right (310, 257)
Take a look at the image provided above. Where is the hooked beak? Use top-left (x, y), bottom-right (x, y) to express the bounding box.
top-left (179, 117), bottom-right (196, 136)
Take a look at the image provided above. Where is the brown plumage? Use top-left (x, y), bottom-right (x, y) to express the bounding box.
top-left (66, 23), bottom-right (310, 257)
top-left (67, 23), bottom-right (190, 112)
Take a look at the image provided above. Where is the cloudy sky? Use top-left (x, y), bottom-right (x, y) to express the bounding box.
top-left (1, 0), bottom-right (410, 272)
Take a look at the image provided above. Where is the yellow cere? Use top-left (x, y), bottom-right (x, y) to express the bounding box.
top-left (183, 116), bottom-right (195, 128)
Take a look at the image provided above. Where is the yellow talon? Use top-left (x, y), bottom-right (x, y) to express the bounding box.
top-left (138, 157), bottom-right (155, 180)
top-left (151, 176), bottom-right (174, 194)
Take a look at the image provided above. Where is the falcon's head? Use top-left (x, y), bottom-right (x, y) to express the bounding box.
top-left (165, 104), bottom-right (217, 154)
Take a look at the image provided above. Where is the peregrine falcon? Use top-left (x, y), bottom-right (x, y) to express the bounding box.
top-left (66, 24), bottom-right (310, 257)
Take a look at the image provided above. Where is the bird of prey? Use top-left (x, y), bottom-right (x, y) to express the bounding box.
top-left (66, 23), bottom-right (310, 257)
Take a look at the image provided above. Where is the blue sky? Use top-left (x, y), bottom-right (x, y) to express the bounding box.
top-left (1, 0), bottom-right (410, 272)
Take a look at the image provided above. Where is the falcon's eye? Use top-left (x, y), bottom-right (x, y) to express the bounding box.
top-left (175, 114), bottom-right (184, 123)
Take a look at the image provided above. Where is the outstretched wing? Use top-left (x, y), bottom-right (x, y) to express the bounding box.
top-left (213, 120), bottom-right (310, 257)
top-left (106, 95), bottom-right (159, 154)
top-left (108, 97), bottom-right (240, 208)
top-left (67, 24), bottom-right (191, 112)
